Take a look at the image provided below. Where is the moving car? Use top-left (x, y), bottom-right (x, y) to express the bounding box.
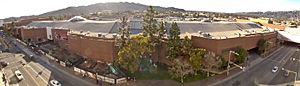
top-left (29, 55), bottom-right (33, 58)
top-left (272, 66), bottom-right (278, 73)
top-left (14, 70), bottom-right (24, 81)
top-left (49, 79), bottom-right (61, 86)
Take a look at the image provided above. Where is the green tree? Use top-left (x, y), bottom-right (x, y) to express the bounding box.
top-left (167, 22), bottom-right (181, 59)
top-left (115, 16), bottom-right (130, 50)
top-left (3, 21), bottom-right (16, 36)
top-left (168, 59), bottom-right (194, 83)
top-left (189, 48), bottom-right (205, 71)
top-left (181, 36), bottom-right (192, 57)
top-left (156, 21), bottom-right (166, 60)
top-left (257, 39), bottom-right (268, 54)
top-left (142, 6), bottom-right (159, 55)
top-left (235, 48), bottom-right (249, 64)
top-left (201, 51), bottom-right (222, 77)
top-left (116, 35), bottom-right (151, 73)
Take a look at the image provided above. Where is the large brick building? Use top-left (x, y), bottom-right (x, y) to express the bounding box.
top-left (18, 17), bottom-right (278, 64)
top-left (23, 17), bottom-right (120, 63)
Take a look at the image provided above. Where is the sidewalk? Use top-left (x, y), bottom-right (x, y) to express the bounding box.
top-left (48, 59), bottom-right (110, 86)
top-left (259, 81), bottom-right (300, 86)
top-left (8, 36), bottom-right (101, 86)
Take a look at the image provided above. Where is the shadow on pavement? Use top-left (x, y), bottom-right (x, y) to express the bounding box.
top-left (8, 75), bottom-right (19, 84)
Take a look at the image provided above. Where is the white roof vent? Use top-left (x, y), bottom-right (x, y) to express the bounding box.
top-left (68, 16), bottom-right (87, 22)
top-left (98, 33), bottom-right (102, 37)
top-left (112, 33), bottom-right (117, 38)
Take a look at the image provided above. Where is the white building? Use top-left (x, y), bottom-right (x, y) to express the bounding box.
top-left (0, 20), bottom-right (3, 27)
top-left (278, 28), bottom-right (300, 43)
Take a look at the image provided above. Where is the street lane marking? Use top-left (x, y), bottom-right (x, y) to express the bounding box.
top-left (29, 62), bottom-right (51, 76)
top-left (23, 66), bottom-right (40, 86)
top-left (266, 59), bottom-right (281, 63)
top-left (25, 65), bottom-right (49, 85)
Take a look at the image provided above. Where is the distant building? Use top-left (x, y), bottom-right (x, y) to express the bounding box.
top-left (15, 18), bottom-right (52, 27)
top-left (258, 22), bottom-right (286, 31)
top-left (0, 20), bottom-right (3, 27)
top-left (278, 27), bottom-right (300, 43)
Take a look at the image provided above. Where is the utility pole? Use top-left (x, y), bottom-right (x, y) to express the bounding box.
top-left (227, 51), bottom-right (243, 76)
top-left (227, 51), bottom-right (231, 76)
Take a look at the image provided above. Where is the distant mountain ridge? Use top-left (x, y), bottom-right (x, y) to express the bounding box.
top-left (3, 2), bottom-right (298, 22)
top-left (238, 11), bottom-right (300, 20)
top-left (39, 2), bottom-right (185, 17)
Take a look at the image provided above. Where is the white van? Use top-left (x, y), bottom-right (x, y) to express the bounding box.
top-left (15, 70), bottom-right (24, 81)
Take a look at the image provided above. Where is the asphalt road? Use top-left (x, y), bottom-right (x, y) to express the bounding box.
top-left (269, 49), bottom-right (300, 85)
top-left (214, 45), bottom-right (299, 86)
top-left (0, 31), bottom-right (98, 86)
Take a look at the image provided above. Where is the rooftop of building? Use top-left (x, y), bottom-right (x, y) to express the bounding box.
top-left (27, 20), bottom-right (119, 34)
top-left (167, 21), bottom-right (273, 39)
top-left (25, 16), bottom-right (274, 39)
top-left (259, 23), bottom-right (286, 31)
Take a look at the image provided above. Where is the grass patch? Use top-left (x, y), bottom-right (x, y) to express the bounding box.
top-left (135, 63), bottom-right (171, 80)
top-left (123, 63), bottom-right (208, 82)
top-left (124, 63), bottom-right (172, 80)
top-left (174, 71), bottom-right (208, 83)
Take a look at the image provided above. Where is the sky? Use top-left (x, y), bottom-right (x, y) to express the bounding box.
top-left (1, 0), bottom-right (300, 19)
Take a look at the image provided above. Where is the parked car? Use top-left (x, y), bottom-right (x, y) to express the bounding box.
top-left (49, 79), bottom-right (61, 86)
top-left (29, 55), bottom-right (34, 58)
top-left (14, 70), bottom-right (24, 81)
top-left (272, 66), bottom-right (278, 73)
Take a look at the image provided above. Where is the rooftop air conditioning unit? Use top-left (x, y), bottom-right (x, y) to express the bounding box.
top-left (203, 32), bottom-right (211, 37)
top-left (98, 33), bottom-right (102, 37)
top-left (198, 31), bottom-right (203, 35)
top-left (112, 33), bottom-right (117, 38)
top-left (86, 31), bottom-right (90, 35)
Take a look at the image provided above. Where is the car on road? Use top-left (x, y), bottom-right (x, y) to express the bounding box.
top-left (272, 66), bottom-right (278, 73)
top-left (49, 79), bottom-right (62, 86)
top-left (14, 70), bottom-right (24, 81)
top-left (28, 55), bottom-right (34, 59)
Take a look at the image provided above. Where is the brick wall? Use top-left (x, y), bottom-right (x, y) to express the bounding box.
top-left (192, 32), bottom-right (277, 54)
top-left (51, 29), bottom-right (69, 48)
top-left (192, 32), bottom-right (277, 60)
top-left (67, 34), bottom-right (116, 63)
top-left (19, 28), bottom-right (48, 43)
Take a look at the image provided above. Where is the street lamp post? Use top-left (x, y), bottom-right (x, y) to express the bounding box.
top-left (290, 71), bottom-right (297, 85)
top-left (283, 69), bottom-right (297, 85)
top-left (227, 51), bottom-right (243, 76)
top-left (227, 51), bottom-right (232, 76)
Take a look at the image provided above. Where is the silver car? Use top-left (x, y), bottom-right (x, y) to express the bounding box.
top-left (49, 79), bottom-right (62, 86)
